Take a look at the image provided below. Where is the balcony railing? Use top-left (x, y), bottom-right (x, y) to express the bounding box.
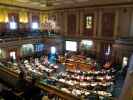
top-left (115, 37), bottom-right (133, 45)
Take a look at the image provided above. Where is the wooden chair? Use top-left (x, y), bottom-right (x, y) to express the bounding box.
top-left (79, 63), bottom-right (91, 71)
top-left (65, 63), bottom-right (76, 71)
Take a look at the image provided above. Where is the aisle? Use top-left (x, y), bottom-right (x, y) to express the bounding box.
top-left (56, 64), bottom-right (66, 73)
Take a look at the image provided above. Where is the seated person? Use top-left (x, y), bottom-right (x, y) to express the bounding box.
top-left (16, 70), bottom-right (27, 91)
top-left (103, 62), bottom-right (112, 69)
top-left (43, 56), bottom-right (49, 65)
top-left (77, 51), bottom-right (86, 59)
top-left (23, 79), bottom-right (42, 100)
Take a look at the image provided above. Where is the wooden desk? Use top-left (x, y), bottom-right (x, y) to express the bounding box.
top-left (65, 60), bottom-right (92, 72)
top-left (38, 82), bottom-right (80, 100)
top-left (0, 67), bottom-right (80, 100)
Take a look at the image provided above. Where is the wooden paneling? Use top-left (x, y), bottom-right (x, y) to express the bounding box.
top-left (8, 12), bottom-right (19, 22)
top-left (19, 23), bottom-right (29, 32)
top-left (101, 12), bottom-right (115, 37)
top-left (0, 23), bottom-right (7, 33)
top-left (67, 14), bottom-right (76, 35)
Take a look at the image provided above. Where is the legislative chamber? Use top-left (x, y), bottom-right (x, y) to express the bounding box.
top-left (0, 0), bottom-right (133, 100)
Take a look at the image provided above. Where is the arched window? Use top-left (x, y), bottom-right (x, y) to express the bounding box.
top-left (84, 14), bottom-right (94, 36)
top-left (8, 13), bottom-right (18, 30)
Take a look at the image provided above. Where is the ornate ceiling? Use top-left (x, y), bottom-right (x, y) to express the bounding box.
top-left (0, 0), bottom-right (132, 10)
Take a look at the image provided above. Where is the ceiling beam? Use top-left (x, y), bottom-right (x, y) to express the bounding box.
top-left (0, 1), bottom-right (133, 12)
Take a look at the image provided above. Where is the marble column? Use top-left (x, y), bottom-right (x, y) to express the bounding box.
top-left (129, 8), bottom-right (133, 37)
top-left (97, 9), bottom-right (102, 38)
top-left (114, 9), bottom-right (119, 38)
top-left (93, 10), bottom-right (97, 38)
top-left (79, 10), bottom-right (84, 36)
top-left (76, 11), bottom-right (80, 36)
top-left (96, 42), bottom-right (101, 59)
top-left (64, 12), bottom-right (68, 36)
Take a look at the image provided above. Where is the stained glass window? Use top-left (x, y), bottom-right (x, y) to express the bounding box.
top-left (8, 13), bottom-right (18, 30)
top-left (85, 16), bottom-right (93, 29)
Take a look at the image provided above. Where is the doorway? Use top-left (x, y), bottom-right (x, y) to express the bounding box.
top-left (10, 51), bottom-right (16, 60)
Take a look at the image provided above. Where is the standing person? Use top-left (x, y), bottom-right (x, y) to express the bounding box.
top-left (43, 56), bottom-right (49, 65)
top-left (48, 52), bottom-right (58, 64)
top-left (119, 54), bottom-right (133, 100)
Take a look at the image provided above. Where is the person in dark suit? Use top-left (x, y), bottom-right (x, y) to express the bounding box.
top-left (23, 78), bottom-right (42, 100)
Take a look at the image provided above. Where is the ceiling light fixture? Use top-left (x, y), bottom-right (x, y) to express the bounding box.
top-left (16, 0), bottom-right (30, 3)
top-left (40, 4), bottom-right (47, 7)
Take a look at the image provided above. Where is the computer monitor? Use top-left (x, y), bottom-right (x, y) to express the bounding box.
top-left (65, 41), bottom-right (77, 52)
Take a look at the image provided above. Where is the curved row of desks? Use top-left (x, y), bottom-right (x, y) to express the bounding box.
top-left (0, 66), bottom-right (115, 100)
top-left (0, 67), bottom-right (80, 100)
